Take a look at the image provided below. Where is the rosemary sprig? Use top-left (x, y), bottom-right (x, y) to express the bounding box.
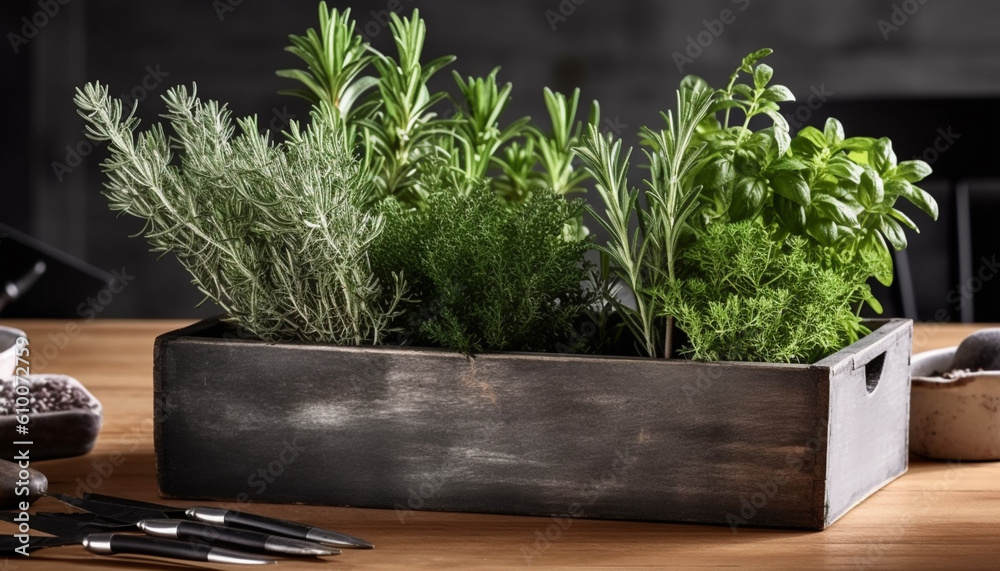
top-left (74, 82), bottom-right (404, 344)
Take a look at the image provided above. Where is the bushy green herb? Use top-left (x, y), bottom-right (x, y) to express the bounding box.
top-left (687, 49), bottom-right (937, 289)
top-left (578, 49), bottom-right (937, 362)
top-left (279, 3), bottom-right (598, 207)
top-left (664, 221), bottom-right (870, 363)
top-left (74, 83), bottom-right (404, 344)
top-left (76, 3), bottom-right (600, 354)
top-left (575, 83), bottom-right (714, 358)
top-left (373, 184), bottom-right (592, 354)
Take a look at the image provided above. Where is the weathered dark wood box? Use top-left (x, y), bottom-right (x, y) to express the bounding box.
top-left (153, 318), bottom-right (912, 530)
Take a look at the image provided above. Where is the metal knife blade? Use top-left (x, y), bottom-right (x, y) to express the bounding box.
top-left (0, 511), bottom-right (134, 536)
top-left (47, 492), bottom-right (174, 522)
top-left (0, 535), bottom-right (80, 554)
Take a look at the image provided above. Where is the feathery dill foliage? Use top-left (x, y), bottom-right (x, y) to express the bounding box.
top-left (373, 184), bottom-right (592, 354)
top-left (73, 83), bottom-right (404, 344)
top-left (664, 221), bottom-right (864, 363)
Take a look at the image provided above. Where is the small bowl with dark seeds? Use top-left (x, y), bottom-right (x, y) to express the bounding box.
top-left (0, 374), bottom-right (102, 461)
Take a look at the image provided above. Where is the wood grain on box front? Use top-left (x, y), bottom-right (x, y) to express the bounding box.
top-left (153, 319), bottom-right (911, 530)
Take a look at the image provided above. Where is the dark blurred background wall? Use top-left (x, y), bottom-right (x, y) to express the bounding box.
top-left (2, 0), bottom-right (999, 320)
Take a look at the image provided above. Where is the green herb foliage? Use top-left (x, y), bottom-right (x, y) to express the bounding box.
top-left (373, 183), bottom-right (592, 354)
top-left (578, 49), bottom-right (937, 362)
top-left (664, 220), bottom-right (870, 363)
top-left (74, 83), bottom-right (404, 345)
top-left (575, 83), bottom-right (714, 358)
top-left (279, 2), bottom-right (599, 207)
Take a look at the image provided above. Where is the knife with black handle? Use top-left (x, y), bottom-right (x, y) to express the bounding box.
top-left (137, 518), bottom-right (339, 556)
top-left (13, 503), bottom-right (339, 557)
top-left (65, 492), bottom-right (374, 549)
top-left (82, 532), bottom-right (275, 565)
top-left (186, 507), bottom-right (373, 549)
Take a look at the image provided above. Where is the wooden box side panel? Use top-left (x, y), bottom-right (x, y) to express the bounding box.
top-left (154, 332), bottom-right (833, 529)
top-left (823, 319), bottom-right (912, 526)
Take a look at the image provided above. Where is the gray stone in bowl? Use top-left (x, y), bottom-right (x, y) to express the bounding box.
top-left (950, 327), bottom-right (1000, 371)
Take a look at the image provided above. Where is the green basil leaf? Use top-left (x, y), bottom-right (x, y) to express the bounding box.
top-left (859, 167), bottom-right (885, 208)
top-left (773, 125), bottom-right (791, 157)
top-left (813, 194), bottom-right (860, 227)
top-left (774, 195), bottom-right (807, 234)
top-left (754, 63), bottom-right (774, 89)
top-left (733, 84), bottom-right (754, 100)
top-left (765, 110), bottom-right (789, 134)
top-left (894, 160), bottom-right (933, 183)
top-left (847, 149), bottom-right (870, 166)
top-left (795, 126), bottom-right (827, 151)
top-left (869, 137), bottom-right (897, 173)
top-left (729, 177), bottom-right (767, 221)
top-left (902, 182), bottom-right (939, 220)
top-left (760, 84), bottom-right (795, 103)
top-left (771, 171), bottom-right (810, 206)
top-left (826, 155), bottom-right (864, 184)
top-left (837, 136), bottom-right (875, 152)
top-left (861, 231), bottom-right (894, 286)
top-left (734, 148), bottom-right (761, 176)
top-left (747, 129), bottom-right (778, 156)
top-left (769, 157), bottom-right (809, 172)
top-left (889, 208), bottom-right (918, 231)
top-left (879, 216), bottom-right (907, 250)
top-left (680, 74), bottom-right (711, 94)
top-left (866, 293), bottom-right (884, 315)
top-left (806, 218), bottom-right (839, 247)
top-left (884, 179), bottom-right (910, 198)
top-left (824, 118), bottom-right (845, 145)
top-left (695, 157), bottom-right (735, 194)
top-left (790, 136), bottom-right (821, 159)
top-left (741, 48), bottom-right (774, 71)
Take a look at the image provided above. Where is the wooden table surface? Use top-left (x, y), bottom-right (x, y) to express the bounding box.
top-left (1, 320), bottom-right (998, 570)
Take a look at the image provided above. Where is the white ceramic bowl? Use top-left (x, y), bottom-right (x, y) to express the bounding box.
top-left (0, 326), bottom-right (28, 379)
top-left (910, 347), bottom-right (1000, 460)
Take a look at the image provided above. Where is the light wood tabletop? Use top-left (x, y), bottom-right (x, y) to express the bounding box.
top-left (1, 319), bottom-right (998, 570)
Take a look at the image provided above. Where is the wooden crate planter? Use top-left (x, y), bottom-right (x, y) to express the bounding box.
top-left (153, 317), bottom-right (912, 530)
